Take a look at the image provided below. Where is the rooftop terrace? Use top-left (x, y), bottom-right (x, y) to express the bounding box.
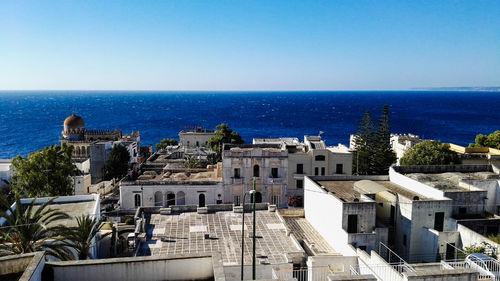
top-left (138, 209), bottom-right (304, 265)
top-left (406, 172), bottom-right (498, 192)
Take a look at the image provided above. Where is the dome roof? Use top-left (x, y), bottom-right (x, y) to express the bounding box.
top-left (64, 113), bottom-right (85, 128)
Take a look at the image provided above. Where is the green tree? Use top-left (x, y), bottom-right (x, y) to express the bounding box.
top-left (155, 138), bottom-right (178, 151)
top-left (11, 144), bottom-right (79, 197)
top-left (207, 124), bottom-right (244, 162)
top-left (353, 110), bottom-right (376, 175)
top-left (469, 131), bottom-right (500, 149)
top-left (372, 105), bottom-right (397, 174)
top-left (58, 215), bottom-right (110, 260)
top-left (400, 140), bottom-right (461, 166)
top-left (0, 196), bottom-right (73, 260)
top-left (102, 144), bottom-right (131, 180)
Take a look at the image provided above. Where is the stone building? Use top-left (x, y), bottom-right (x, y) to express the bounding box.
top-left (222, 143), bottom-right (289, 207)
top-left (60, 113), bottom-right (140, 183)
top-left (252, 135), bottom-right (353, 201)
top-left (179, 127), bottom-right (216, 148)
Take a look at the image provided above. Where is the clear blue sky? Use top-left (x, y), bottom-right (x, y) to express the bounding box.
top-left (1, 1), bottom-right (499, 91)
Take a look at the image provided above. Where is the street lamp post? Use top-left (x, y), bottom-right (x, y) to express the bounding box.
top-left (241, 188), bottom-right (256, 281)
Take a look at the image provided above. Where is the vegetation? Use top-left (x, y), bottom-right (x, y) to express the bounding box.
top-left (207, 124), bottom-right (244, 162)
top-left (463, 241), bottom-right (497, 258)
top-left (11, 144), bottom-right (79, 198)
top-left (155, 138), bottom-right (178, 151)
top-left (352, 106), bottom-right (396, 175)
top-left (58, 215), bottom-right (110, 260)
top-left (102, 144), bottom-right (131, 180)
top-left (184, 157), bottom-right (209, 169)
top-left (469, 131), bottom-right (500, 149)
top-left (0, 196), bottom-right (73, 260)
top-left (287, 195), bottom-right (303, 207)
top-left (400, 140), bottom-right (461, 166)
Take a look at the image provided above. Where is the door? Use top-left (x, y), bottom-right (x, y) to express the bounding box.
top-left (347, 215), bottom-right (358, 233)
top-left (434, 212), bottom-right (444, 231)
top-left (199, 193), bottom-right (206, 207)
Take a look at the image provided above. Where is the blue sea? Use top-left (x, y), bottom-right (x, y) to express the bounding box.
top-left (0, 91), bottom-right (498, 159)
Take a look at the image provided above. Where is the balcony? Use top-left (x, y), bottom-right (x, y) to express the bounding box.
top-left (267, 177), bottom-right (282, 184)
top-left (293, 173), bottom-right (305, 179)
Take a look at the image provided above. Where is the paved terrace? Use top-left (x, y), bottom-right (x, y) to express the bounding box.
top-left (138, 210), bottom-right (303, 265)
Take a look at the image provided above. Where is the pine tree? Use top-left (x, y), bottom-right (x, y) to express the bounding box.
top-left (353, 110), bottom-right (375, 175)
top-left (372, 105), bottom-right (396, 174)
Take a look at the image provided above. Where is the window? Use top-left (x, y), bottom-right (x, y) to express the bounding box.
top-left (347, 215), bottom-right (357, 233)
top-left (296, 179), bottom-right (304, 189)
top-left (134, 194), bottom-right (141, 207)
top-left (378, 203), bottom-right (383, 207)
top-left (271, 195), bottom-right (280, 206)
top-left (296, 164), bottom-right (303, 174)
top-left (315, 155), bottom-right (325, 161)
top-left (234, 168), bottom-right (241, 178)
top-left (321, 167), bottom-right (325, 175)
top-left (314, 167), bottom-right (319, 175)
top-left (336, 164), bottom-right (343, 174)
top-left (403, 235), bottom-right (407, 247)
top-left (271, 168), bottom-right (278, 178)
top-left (253, 165), bottom-right (260, 177)
top-left (234, 195), bottom-right (241, 206)
top-left (196, 141), bottom-right (200, 147)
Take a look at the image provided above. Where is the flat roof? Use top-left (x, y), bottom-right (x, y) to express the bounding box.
top-left (31, 200), bottom-right (97, 228)
top-left (376, 181), bottom-right (431, 201)
top-left (406, 172), bottom-right (496, 192)
top-left (138, 210), bottom-right (303, 265)
top-left (282, 216), bottom-right (337, 255)
top-left (316, 181), bottom-right (363, 202)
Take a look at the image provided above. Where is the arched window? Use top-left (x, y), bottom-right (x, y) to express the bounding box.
top-left (315, 155), bottom-right (326, 161)
top-left (177, 191), bottom-right (186, 205)
top-left (154, 191), bottom-right (163, 207)
top-left (253, 165), bottom-right (260, 177)
top-left (134, 194), bottom-right (141, 207)
top-left (251, 192), bottom-right (262, 203)
top-left (166, 192), bottom-right (175, 207)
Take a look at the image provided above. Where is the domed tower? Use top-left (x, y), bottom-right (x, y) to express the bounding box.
top-left (62, 113), bottom-right (86, 140)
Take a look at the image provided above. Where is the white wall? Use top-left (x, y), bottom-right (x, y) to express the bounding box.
top-left (389, 167), bottom-right (446, 200)
top-left (304, 177), bottom-right (355, 256)
top-left (119, 183), bottom-right (223, 211)
top-left (458, 223), bottom-right (500, 251)
top-left (49, 256), bottom-right (215, 281)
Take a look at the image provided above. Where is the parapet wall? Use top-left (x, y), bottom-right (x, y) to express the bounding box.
top-left (393, 164), bottom-right (492, 174)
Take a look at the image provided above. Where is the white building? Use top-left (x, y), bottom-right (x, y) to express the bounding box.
top-left (304, 176), bottom-right (388, 256)
top-left (0, 194), bottom-right (102, 259)
top-left (0, 159), bottom-right (12, 188)
top-left (390, 134), bottom-right (423, 164)
top-left (119, 147), bottom-right (224, 212)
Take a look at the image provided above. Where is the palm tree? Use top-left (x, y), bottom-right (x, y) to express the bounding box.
top-left (0, 196), bottom-right (73, 260)
top-left (59, 215), bottom-right (110, 260)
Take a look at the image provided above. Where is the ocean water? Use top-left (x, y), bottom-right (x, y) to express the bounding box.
top-left (0, 91), bottom-right (498, 159)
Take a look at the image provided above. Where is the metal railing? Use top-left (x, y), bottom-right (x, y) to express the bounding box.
top-left (441, 260), bottom-right (500, 281)
top-left (271, 266), bottom-right (339, 281)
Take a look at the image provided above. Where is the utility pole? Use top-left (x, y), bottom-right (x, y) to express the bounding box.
top-left (252, 177), bottom-right (257, 280)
